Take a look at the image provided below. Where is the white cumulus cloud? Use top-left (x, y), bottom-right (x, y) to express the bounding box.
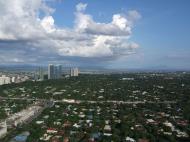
top-left (0, 1), bottom-right (141, 64)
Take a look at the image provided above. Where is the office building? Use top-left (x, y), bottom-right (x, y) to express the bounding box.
top-left (70, 68), bottom-right (79, 77)
top-left (39, 67), bottom-right (44, 80)
top-left (55, 65), bottom-right (62, 79)
top-left (48, 64), bottom-right (54, 79)
top-left (48, 64), bottom-right (62, 79)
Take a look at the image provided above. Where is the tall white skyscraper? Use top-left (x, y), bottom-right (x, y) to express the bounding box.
top-left (70, 67), bottom-right (79, 77)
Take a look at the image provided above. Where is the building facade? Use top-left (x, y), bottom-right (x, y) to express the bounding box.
top-left (39, 67), bottom-right (44, 80)
top-left (48, 64), bottom-right (54, 79)
top-left (48, 64), bottom-right (62, 79)
top-left (70, 68), bottom-right (79, 77)
top-left (0, 75), bottom-right (11, 85)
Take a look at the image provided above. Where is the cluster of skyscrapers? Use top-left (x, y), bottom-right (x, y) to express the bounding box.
top-left (0, 65), bottom-right (79, 85)
top-left (47, 64), bottom-right (79, 79)
top-left (35, 64), bottom-right (79, 81)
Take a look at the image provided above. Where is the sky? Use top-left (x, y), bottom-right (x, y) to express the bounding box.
top-left (0, 0), bottom-right (190, 70)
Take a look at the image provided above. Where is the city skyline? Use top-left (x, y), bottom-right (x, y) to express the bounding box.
top-left (1, 1), bottom-right (190, 141)
top-left (0, 0), bottom-right (190, 70)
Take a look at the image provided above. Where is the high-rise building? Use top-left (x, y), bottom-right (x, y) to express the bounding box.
top-left (56, 65), bottom-right (62, 79)
top-left (48, 64), bottom-right (62, 79)
top-left (70, 67), bottom-right (79, 77)
top-left (39, 67), bottom-right (44, 80)
top-left (34, 70), bottom-right (38, 81)
top-left (48, 64), bottom-right (54, 79)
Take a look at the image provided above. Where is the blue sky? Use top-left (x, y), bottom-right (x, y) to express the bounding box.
top-left (0, 0), bottom-right (190, 70)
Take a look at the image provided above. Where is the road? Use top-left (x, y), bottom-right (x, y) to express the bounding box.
top-left (0, 96), bottom-right (176, 104)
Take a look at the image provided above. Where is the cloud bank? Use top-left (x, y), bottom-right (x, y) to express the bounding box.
top-left (0, 0), bottom-right (141, 65)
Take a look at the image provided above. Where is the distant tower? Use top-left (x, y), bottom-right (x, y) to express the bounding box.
top-left (56, 65), bottom-right (62, 79)
top-left (34, 69), bottom-right (38, 81)
top-left (48, 64), bottom-right (62, 79)
top-left (70, 67), bottom-right (79, 77)
top-left (48, 64), bottom-right (54, 79)
top-left (39, 67), bottom-right (44, 80)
